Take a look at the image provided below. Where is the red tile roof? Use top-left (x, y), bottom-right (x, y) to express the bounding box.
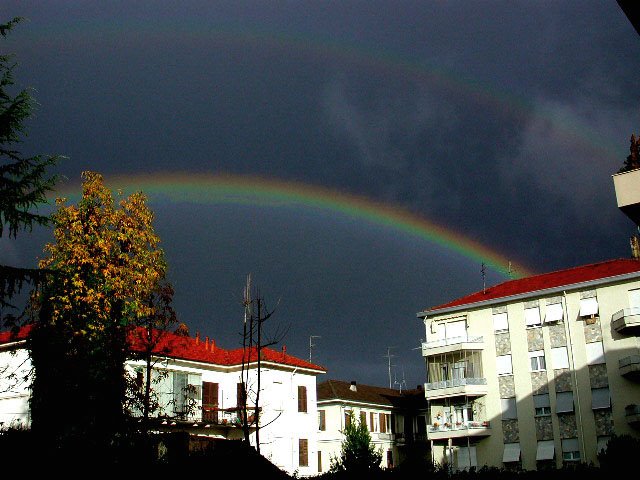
top-left (317, 379), bottom-right (427, 409)
top-left (0, 325), bottom-right (326, 373)
top-left (425, 258), bottom-right (640, 313)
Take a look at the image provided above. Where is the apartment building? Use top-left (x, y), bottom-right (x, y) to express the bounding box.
top-left (417, 258), bottom-right (640, 471)
top-left (0, 326), bottom-right (325, 476)
top-left (316, 379), bottom-right (428, 473)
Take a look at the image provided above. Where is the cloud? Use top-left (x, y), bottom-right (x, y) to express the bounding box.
top-left (500, 95), bottom-right (636, 219)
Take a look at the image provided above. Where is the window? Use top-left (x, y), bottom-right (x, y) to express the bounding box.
top-left (597, 436), bottom-right (610, 455)
top-left (503, 443), bottom-right (521, 463)
top-left (545, 302), bottom-right (563, 323)
top-left (501, 397), bottom-right (517, 420)
top-left (561, 438), bottom-right (580, 462)
top-left (551, 347), bottom-right (569, 369)
top-left (556, 391), bottom-right (574, 413)
top-left (202, 381), bottom-right (219, 422)
top-left (386, 450), bottom-right (394, 469)
top-left (591, 387), bottom-right (611, 410)
top-left (579, 296), bottom-right (598, 317)
top-left (237, 382), bottom-right (246, 408)
top-left (298, 385), bottom-right (308, 413)
top-left (534, 393), bottom-right (551, 416)
top-left (529, 350), bottom-right (546, 371)
top-left (344, 411), bottom-right (352, 428)
top-left (135, 369), bottom-right (144, 391)
top-left (379, 413), bottom-right (387, 433)
top-left (525, 306), bottom-right (541, 327)
top-left (318, 410), bottom-right (326, 431)
top-left (298, 439), bottom-right (308, 467)
top-left (317, 451), bottom-right (322, 473)
top-left (536, 440), bottom-right (555, 461)
top-left (173, 372), bottom-right (188, 414)
top-left (457, 446), bottom-right (477, 470)
top-left (586, 341), bottom-right (605, 365)
top-left (496, 355), bottom-right (513, 375)
top-left (493, 312), bottom-right (509, 332)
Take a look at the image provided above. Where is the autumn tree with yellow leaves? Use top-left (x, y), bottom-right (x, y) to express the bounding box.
top-left (28, 171), bottom-right (171, 451)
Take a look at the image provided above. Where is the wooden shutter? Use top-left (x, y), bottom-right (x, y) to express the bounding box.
top-left (298, 438), bottom-right (309, 467)
top-left (345, 412), bottom-right (351, 427)
top-left (237, 382), bottom-right (245, 408)
top-left (370, 412), bottom-right (375, 431)
top-left (317, 450), bottom-right (322, 472)
top-left (318, 410), bottom-right (326, 431)
top-left (360, 411), bottom-right (366, 427)
top-left (379, 413), bottom-right (386, 433)
top-left (298, 385), bottom-right (307, 412)
top-left (202, 382), bottom-right (219, 422)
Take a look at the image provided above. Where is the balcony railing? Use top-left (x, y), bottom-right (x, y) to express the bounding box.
top-left (428, 420), bottom-right (490, 433)
top-left (201, 406), bottom-right (258, 427)
top-left (611, 308), bottom-right (640, 333)
top-left (425, 377), bottom-right (487, 391)
top-left (422, 336), bottom-right (484, 353)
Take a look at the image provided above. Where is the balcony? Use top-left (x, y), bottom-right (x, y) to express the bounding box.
top-left (625, 404), bottom-right (640, 427)
top-left (200, 406), bottom-right (259, 427)
top-left (620, 355), bottom-right (640, 380)
top-left (423, 377), bottom-right (488, 400)
top-left (427, 420), bottom-right (491, 441)
top-left (422, 336), bottom-right (484, 356)
top-left (613, 168), bottom-right (640, 224)
top-left (612, 308), bottom-right (640, 334)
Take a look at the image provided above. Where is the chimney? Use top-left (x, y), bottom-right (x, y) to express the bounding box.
top-left (282, 345), bottom-right (287, 357)
top-left (205, 336), bottom-right (209, 349)
top-left (210, 339), bottom-right (215, 352)
top-left (195, 332), bottom-right (200, 345)
top-left (350, 381), bottom-right (357, 392)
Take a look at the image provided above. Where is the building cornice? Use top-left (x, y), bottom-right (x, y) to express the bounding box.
top-left (417, 270), bottom-right (640, 319)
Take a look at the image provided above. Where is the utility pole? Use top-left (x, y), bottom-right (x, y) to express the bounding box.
top-left (309, 335), bottom-right (321, 362)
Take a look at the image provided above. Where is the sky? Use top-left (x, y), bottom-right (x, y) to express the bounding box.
top-left (1, 1), bottom-right (640, 389)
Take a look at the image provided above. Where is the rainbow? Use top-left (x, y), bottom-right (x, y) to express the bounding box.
top-left (23, 21), bottom-right (622, 161)
top-left (52, 172), bottom-right (534, 278)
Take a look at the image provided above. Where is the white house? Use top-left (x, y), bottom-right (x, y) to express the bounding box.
top-left (316, 379), bottom-right (429, 473)
top-left (0, 326), bottom-right (325, 476)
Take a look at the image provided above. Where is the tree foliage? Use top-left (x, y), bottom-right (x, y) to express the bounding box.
top-left (0, 17), bottom-right (60, 318)
top-left (330, 412), bottom-right (382, 474)
top-left (29, 171), bottom-right (169, 447)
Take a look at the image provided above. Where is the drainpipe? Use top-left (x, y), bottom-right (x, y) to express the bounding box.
top-left (563, 290), bottom-right (586, 462)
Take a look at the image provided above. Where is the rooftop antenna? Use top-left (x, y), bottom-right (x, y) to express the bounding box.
top-left (309, 335), bottom-right (321, 362)
top-left (393, 367), bottom-right (407, 393)
top-left (481, 262), bottom-right (486, 294)
top-left (383, 347), bottom-right (396, 388)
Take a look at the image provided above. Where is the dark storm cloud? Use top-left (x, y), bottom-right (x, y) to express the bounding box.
top-left (3, 1), bottom-right (640, 385)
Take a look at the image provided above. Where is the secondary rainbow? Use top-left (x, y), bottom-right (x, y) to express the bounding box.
top-left (54, 172), bottom-right (533, 278)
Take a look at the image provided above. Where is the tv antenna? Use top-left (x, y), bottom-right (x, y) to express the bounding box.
top-left (309, 335), bottom-right (321, 362)
top-left (383, 347), bottom-right (396, 388)
top-left (481, 262), bottom-right (486, 294)
top-left (393, 368), bottom-right (407, 393)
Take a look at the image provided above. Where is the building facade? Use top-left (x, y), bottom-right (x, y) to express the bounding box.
top-left (0, 327), bottom-right (325, 476)
top-left (417, 258), bottom-right (640, 471)
top-left (316, 379), bottom-right (428, 473)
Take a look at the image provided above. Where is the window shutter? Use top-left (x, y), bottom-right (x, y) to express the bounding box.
top-left (370, 412), bottom-right (375, 431)
top-left (360, 411), bottom-right (366, 427)
top-left (298, 385), bottom-right (307, 412)
top-left (345, 412), bottom-right (351, 427)
top-left (379, 413), bottom-right (386, 433)
top-left (237, 382), bottom-right (245, 408)
top-left (298, 439), bottom-right (308, 467)
top-left (318, 410), bottom-right (326, 431)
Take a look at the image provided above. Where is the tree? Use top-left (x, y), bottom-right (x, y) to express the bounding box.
top-left (29, 171), bottom-right (169, 451)
top-left (618, 133), bottom-right (640, 173)
top-left (0, 16), bottom-right (59, 323)
top-left (330, 411), bottom-right (382, 474)
top-left (239, 274), bottom-right (287, 453)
